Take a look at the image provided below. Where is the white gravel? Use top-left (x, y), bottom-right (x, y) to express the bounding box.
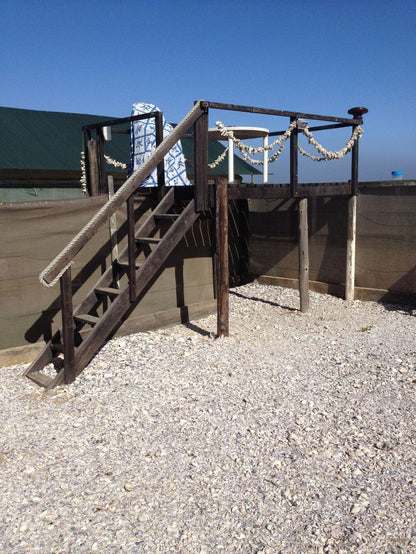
top-left (1, 282), bottom-right (415, 553)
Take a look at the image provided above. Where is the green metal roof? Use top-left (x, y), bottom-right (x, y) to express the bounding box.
top-left (0, 106), bottom-right (260, 175)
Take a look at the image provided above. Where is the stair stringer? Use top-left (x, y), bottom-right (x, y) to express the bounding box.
top-left (24, 195), bottom-right (199, 388)
top-left (71, 198), bottom-right (199, 380)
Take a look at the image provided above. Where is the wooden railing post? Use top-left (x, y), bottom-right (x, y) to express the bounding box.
top-left (194, 102), bottom-right (209, 212)
top-left (96, 127), bottom-right (106, 194)
top-left (86, 137), bottom-right (100, 197)
top-left (298, 198), bottom-right (310, 313)
top-left (291, 118), bottom-right (310, 312)
top-left (216, 177), bottom-right (229, 337)
top-left (127, 195), bottom-right (137, 302)
top-left (60, 267), bottom-right (75, 384)
top-left (155, 111), bottom-right (166, 201)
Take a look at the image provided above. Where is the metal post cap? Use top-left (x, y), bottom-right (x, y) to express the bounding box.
top-left (348, 107), bottom-right (369, 117)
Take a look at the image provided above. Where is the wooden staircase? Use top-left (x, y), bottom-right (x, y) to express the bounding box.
top-left (24, 188), bottom-right (199, 389)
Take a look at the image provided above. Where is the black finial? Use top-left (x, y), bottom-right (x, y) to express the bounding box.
top-left (348, 107), bottom-right (368, 118)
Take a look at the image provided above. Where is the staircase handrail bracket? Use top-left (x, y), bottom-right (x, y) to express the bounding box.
top-left (39, 101), bottom-right (206, 287)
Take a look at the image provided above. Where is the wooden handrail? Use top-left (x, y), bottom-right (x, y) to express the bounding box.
top-left (40, 101), bottom-right (206, 286)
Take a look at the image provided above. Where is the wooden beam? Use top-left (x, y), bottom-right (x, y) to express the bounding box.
top-left (216, 177), bottom-right (229, 337)
top-left (227, 182), bottom-right (352, 199)
top-left (205, 101), bottom-right (361, 125)
top-left (298, 198), bottom-right (310, 313)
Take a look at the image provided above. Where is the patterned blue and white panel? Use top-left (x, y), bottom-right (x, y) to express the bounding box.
top-left (130, 102), bottom-right (191, 187)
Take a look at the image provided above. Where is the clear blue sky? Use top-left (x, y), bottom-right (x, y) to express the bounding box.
top-left (1, 0), bottom-right (415, 182)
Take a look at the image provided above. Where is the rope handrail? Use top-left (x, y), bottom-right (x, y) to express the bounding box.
top-left (39, 101), bottom-right (205, 287)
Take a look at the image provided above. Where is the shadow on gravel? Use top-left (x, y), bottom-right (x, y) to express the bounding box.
top-left (230, 290), bottom-right (298, 312)
top-left (184, 322), bottom-right (213, 337)
top-left (382, 303), bottom-right (416, 317)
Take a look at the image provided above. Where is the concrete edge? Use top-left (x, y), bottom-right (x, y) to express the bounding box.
top-left (257, 275), bottom-right (416, 305)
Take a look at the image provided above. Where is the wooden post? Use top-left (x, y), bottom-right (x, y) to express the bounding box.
top-left (216, 177), bottom-right (229, 337)
top-left (96, 128), bottom-right (106, 194)
top-left (298, 198), bottom-right (310, 312)
top-left (86, 138), bottom-right (100, 196)
top-left (60, 267), bottom-right (75, 384)
top-left (127, 195), bottom-right (137, 301)
top-left (155, 112), bottom-right (166, 201)
top-left (108, 175), bottom-right (120, 287)
top-left (194, 103), bottom-right (209, 212)
top-left (291, 118), bottom-right (310, 312)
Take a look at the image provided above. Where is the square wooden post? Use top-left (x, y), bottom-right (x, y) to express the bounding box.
top-left (60, 267), bottom-right (75, 384)
top-left (216, 177), bottom-right (229, 337)
top-left (194, 103), bottom-right (209, 212)
top-left (291, 118), bottom-right (310, 312)
top-left (298, 198), bottom-right (310, 313)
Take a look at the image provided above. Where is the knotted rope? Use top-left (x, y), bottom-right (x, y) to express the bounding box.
top-left (214, 121), bottom-right (363, 165)
top-left (80, 153), bottom-right (127, 192)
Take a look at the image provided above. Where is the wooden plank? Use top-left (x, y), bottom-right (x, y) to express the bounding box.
top-left (42, 102), bottom-right (205, 285)
top-left (216, 177), bottom-right (229, 337)
top-left (154, 213), bottom-right (180, 220)
top-left (227, 182), bottom-right (352, 200)
top-left (74, 314), bottom-right (100, 326)
top-left (22, 341), bottom-right (53, 376)
top-left (83, 111), bottom-right (160, 131)
top-left (60, 268), bottom-right (76, 384)
top-left (136, 237), bottom-right (161, 244)
top-left (26, 371), bottom-right (53, 388)
top-left (95, 286), bottom-right (120, 297)
top-left (71, 200), bottom-right (200, 377)
top-left (194, 107), bottom-right (209, 212)
top-left (298, 198), bottom-right (310, 313)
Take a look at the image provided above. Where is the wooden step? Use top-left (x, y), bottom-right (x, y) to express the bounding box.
top-left (74, 313), bottom-right (100, 326)
top-left (154, 213), bottom-right (180, 221)
top-left (136, 237), bottom-right (161, 244)
top-left (95, 286), bottom-right (121, 298)
top-left (117, 257), bottom-right (141, 270)
top-left (51, 343), bottom-right (64, 354)
top-left (26, 370), bottom-right (53, 388)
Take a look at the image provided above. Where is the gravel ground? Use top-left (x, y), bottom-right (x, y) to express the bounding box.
top-left (1, 282), bottom-right (415, 553)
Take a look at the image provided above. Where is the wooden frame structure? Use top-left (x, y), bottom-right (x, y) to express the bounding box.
top-left (24, 100), bottom-right (367, 388)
